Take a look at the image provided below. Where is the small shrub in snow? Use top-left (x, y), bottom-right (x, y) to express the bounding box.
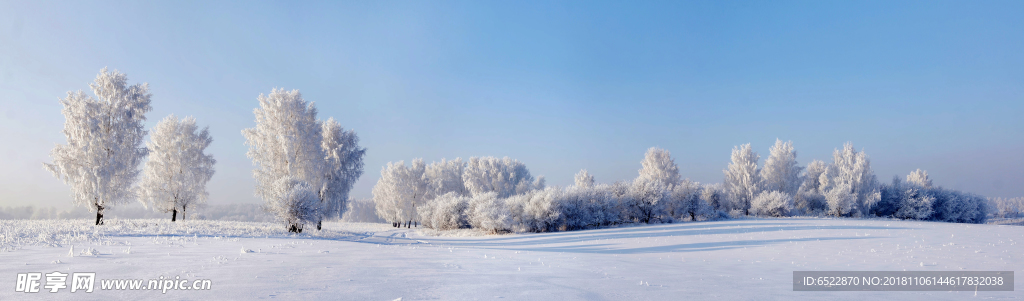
top-left (750, 191), bottom-right (794, 217)
top-left (265, 177), bottom-right (319, 232)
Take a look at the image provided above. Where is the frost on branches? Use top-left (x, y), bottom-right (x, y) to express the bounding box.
top-left (136, 115), bottom-right (216, 221)
top-left (242, 89), bottom-right (365, 232)
top-left (760, 139), bottom-right (803, 197)
top-left (723, 144), bottom-right (761, 215)
top-left (43, 68), bottom-right (152, 225)
top-left (821, 143), bottom-right (880, 217)
top-left (320, 118), bottom-right (367, 221)
top-left (463, 157), bottom-right (537, 198)
top-left (574, 169), bottom-right (595, 188)
top-left (750, 190), bottom-right (795, 217)
top-left (636, 147), bottom-right (681, 188)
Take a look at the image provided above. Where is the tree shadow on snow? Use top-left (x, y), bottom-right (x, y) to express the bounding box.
top-left (419, 221), bottom-right (907, 249)
top-left (503, 236), bottom-right (876, 254)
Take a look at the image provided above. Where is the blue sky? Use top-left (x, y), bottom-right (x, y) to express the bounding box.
top-left (1, 0), bottom-right (1022, 208)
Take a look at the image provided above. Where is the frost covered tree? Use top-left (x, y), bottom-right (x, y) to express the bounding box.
top-left (991, 197), bottom-right (1024, 218)
top-left (626, 180), bottom-right (668, 223)
top-left (137, 115), bottom-right (216, 221)
top-left (372, 159), bottom-right (427, 228)
top-left (243, 89), bottom-right (323, 231)
top-left (574, 169), bottom-right (595, 188)
top-left (700, 183), bottom-right (729, 212)
top-left (795, 160), bottom-right (829, 214)
top-left (44, 68), bottom-right (152, 225)
top-left (423, 158), bottom-right (468, 200)
top-left (819, 142), bottom-right (879, 217)
top-left (760, 139), bottom-right (803, 196)
top-left (636, 147), bottom-right (681, 187)
top-left (667, 181), bottom-right (713, 221)
top-left (243, 89), bottom-right (365, 231)
top-left (723, 144), bottom-right (761, 215)
top-left (906, 169), bottom-right (932, 188)
top-left (318, 118), bottom-right (366, 224)
top-left (418, 192), bottom-right (470, 230)
top-left (824, 183), bottom-right (855, 217)
top-left (462, 157), bottom-right (537, 198)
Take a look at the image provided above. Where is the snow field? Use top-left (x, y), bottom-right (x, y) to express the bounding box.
top-left (0, 218), bottom-right (1020, 300)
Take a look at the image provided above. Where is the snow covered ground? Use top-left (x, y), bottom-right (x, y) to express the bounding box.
top-left (0, 218), bottom-right (1020, 300)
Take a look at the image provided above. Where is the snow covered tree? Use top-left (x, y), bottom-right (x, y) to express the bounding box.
top-left (699, 183), bottom-right (729, 212)
top-left (906, 169), bottom-right (932, 188)
top-left (243, 89), bottom-right (323, 231)
top-left (462, 156), bottom-right (537, 198)
top-left (137, 115), bottom-right (216, 221)
top-left (636, 147), bottom-right (681, 187)
top-left (423, 158), bottom-right (468, 200)
top-left (372, 159), bottom-right (427, 228)
top-left (244, 88), bottom-right (367, 231)
top-left (819, 142), bottom-right (880, 217)
top-left (44, 68), bottom-right (152, 225)
top-left (667, 181), bottom-right (713, 221)
top-left (991, 197), bottom-right (1024, 218)
top-left (795, 160), bottom-right (829, 215)
top-left (626, 180), bottom-right (668, 223)
top-left (824, 183), bottom-right (855, 217)
top-left (574, 169), bottom-right (595, 188)
top-left (893, 183), bottom-right (934, 220)
top-left (318, 118), bottom-right (366, 225)
top-left (760, 139), bottom-right (803, 196)
top-left (723, 144), bottom-right (761, 215)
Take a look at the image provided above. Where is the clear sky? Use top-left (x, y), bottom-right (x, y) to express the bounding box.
top-left (1, 0), bottom-right (1022, 209)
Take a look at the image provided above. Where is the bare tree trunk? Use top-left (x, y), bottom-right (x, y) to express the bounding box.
top-left (171, 209), bottom-right (177, 222)
top-left (317, 220), bottom-right (322, 231)
top-left (95, 204), bottom-right (104, 225)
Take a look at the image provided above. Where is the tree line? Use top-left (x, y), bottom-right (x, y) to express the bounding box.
top-left (375, 140), bottom-right (990, 234)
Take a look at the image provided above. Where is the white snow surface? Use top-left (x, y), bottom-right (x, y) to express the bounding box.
top-left (0, 218), bottom-right (1020, 300)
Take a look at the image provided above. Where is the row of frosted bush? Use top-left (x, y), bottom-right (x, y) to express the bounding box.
top-left (418, 181), bottom-right (728, 233)
top-left (870, 178), bottom-right (989, 223)
top-left (788, 177), bottom-right (989, 224)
